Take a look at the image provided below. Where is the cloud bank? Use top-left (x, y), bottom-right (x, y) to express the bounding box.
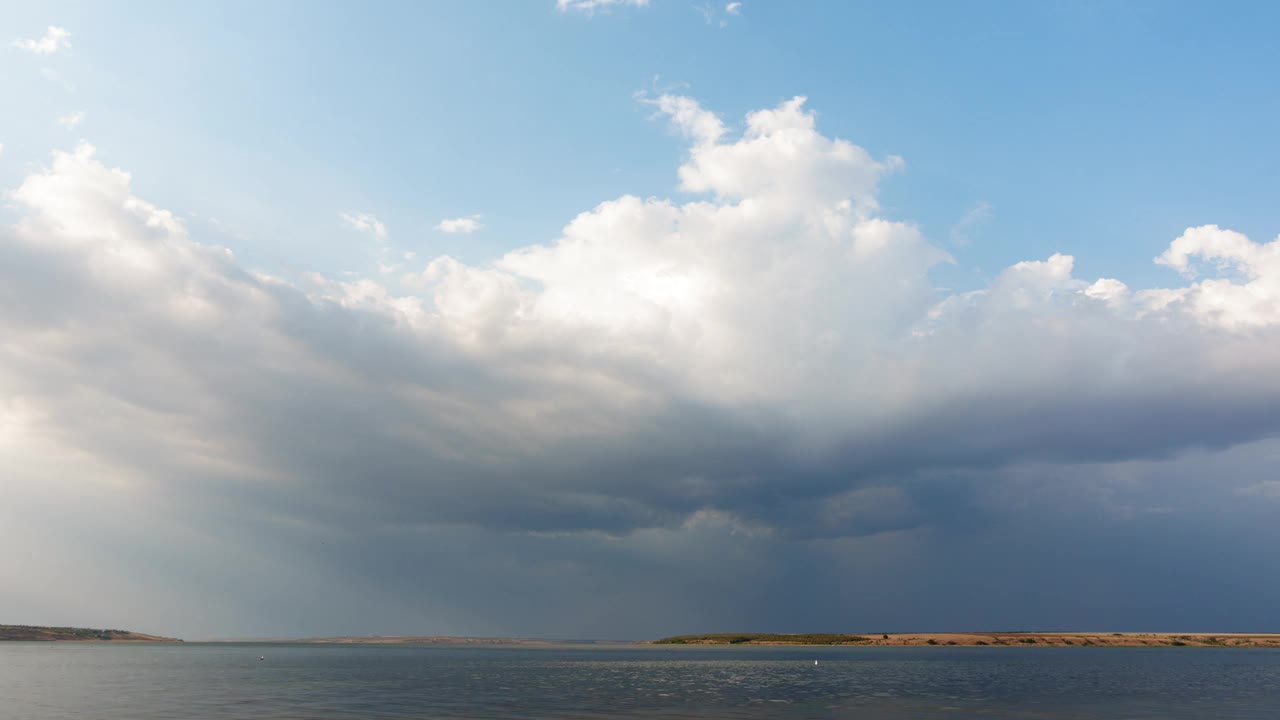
top-left (3, 97), bottom-right (1280, 639)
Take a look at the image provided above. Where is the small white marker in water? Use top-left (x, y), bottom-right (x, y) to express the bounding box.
top-left (814, 660), bottom-right (818, 665)
top-left (259, 656), bottom-right (265, 662)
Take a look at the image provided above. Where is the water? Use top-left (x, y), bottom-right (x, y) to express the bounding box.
top-left (2, 643), bottom-right (1279, 719)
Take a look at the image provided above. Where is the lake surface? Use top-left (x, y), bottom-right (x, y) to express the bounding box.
top-left (2, 642), bottom-right (1279, 719)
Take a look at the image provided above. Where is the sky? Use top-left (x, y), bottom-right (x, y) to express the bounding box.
top-left (2, 1), bottom-right (1279, 640)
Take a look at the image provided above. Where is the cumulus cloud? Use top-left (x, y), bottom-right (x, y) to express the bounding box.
top-left (5, 97), bottom-right (1280, 637)
top-left (557, 0), bottom-right (649, 14)
top-left (13, 26), bottom-right (71, 55)
top-left (1144, 224), bottom-right (1280, 329)
top-left (726, 2), bottom-right (742, 15)
top-left (436, 215), bottom-right (483, 234)
top-left (56, 111), bottom-right (84, 129)
top-left (340, 211), bottom-right (387, 239)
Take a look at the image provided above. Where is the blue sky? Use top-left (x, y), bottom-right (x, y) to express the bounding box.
top-left (5, 1), bottom-right (1276, 287)
top-left (4, 2), bottom-right (1280, 639)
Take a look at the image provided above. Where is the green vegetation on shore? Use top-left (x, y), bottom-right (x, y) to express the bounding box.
top-left (0, 625), bottom-right (180, 642)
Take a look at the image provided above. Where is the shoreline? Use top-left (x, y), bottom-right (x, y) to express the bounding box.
top-left (197, 632), bottom-right (1280, 648)
top-left (0, 625), bottom-right (181, 643)
top-left (651, 632), bottom-right (1280, 648)
top-left (8, 628), bottom-right (1279, 648)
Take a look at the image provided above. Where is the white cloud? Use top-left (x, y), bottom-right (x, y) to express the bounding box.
top-left (726, 2), bottom-right (742, 15)
top-left (56, 111), bottom-right (84, 129)
top-left (13, 26), bottom-right (71, 55)
top-left (643, 94), bottom-right (903, 218)
top-left (557, 0), bottom-right (649, 14)
top-left (436, 215), bottom-right (484, 235)
top-left (1144, 224), bottom-right (1280, 329)
top-left (340, 211), bottom-right (387, 240)
top-left (1084, 277), bottom-right (1129, 307)
top-left (644, 93), bottom-right (725, 146)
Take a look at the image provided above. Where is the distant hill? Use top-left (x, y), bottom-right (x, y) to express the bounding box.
top-left (0, 625), bottom-right (181, 642)
top-left (653, 632), bottom-right (1280, 648)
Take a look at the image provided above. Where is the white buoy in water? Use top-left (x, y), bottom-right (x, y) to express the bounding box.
top-left (814, 660), bottom-right (818, 665)
top-left (259, 656), bottom-right (265, 661)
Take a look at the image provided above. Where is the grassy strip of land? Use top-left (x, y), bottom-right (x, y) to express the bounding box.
top-left (653, 632), bottom-right (1280, 648)
top-left (0, 625), bottom-right (181, 642)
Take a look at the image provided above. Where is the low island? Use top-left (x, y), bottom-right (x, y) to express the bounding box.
top-left (0, 625), bottom-right (181, 642)
top-left (653, 632), bottom-right (1280, 648)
